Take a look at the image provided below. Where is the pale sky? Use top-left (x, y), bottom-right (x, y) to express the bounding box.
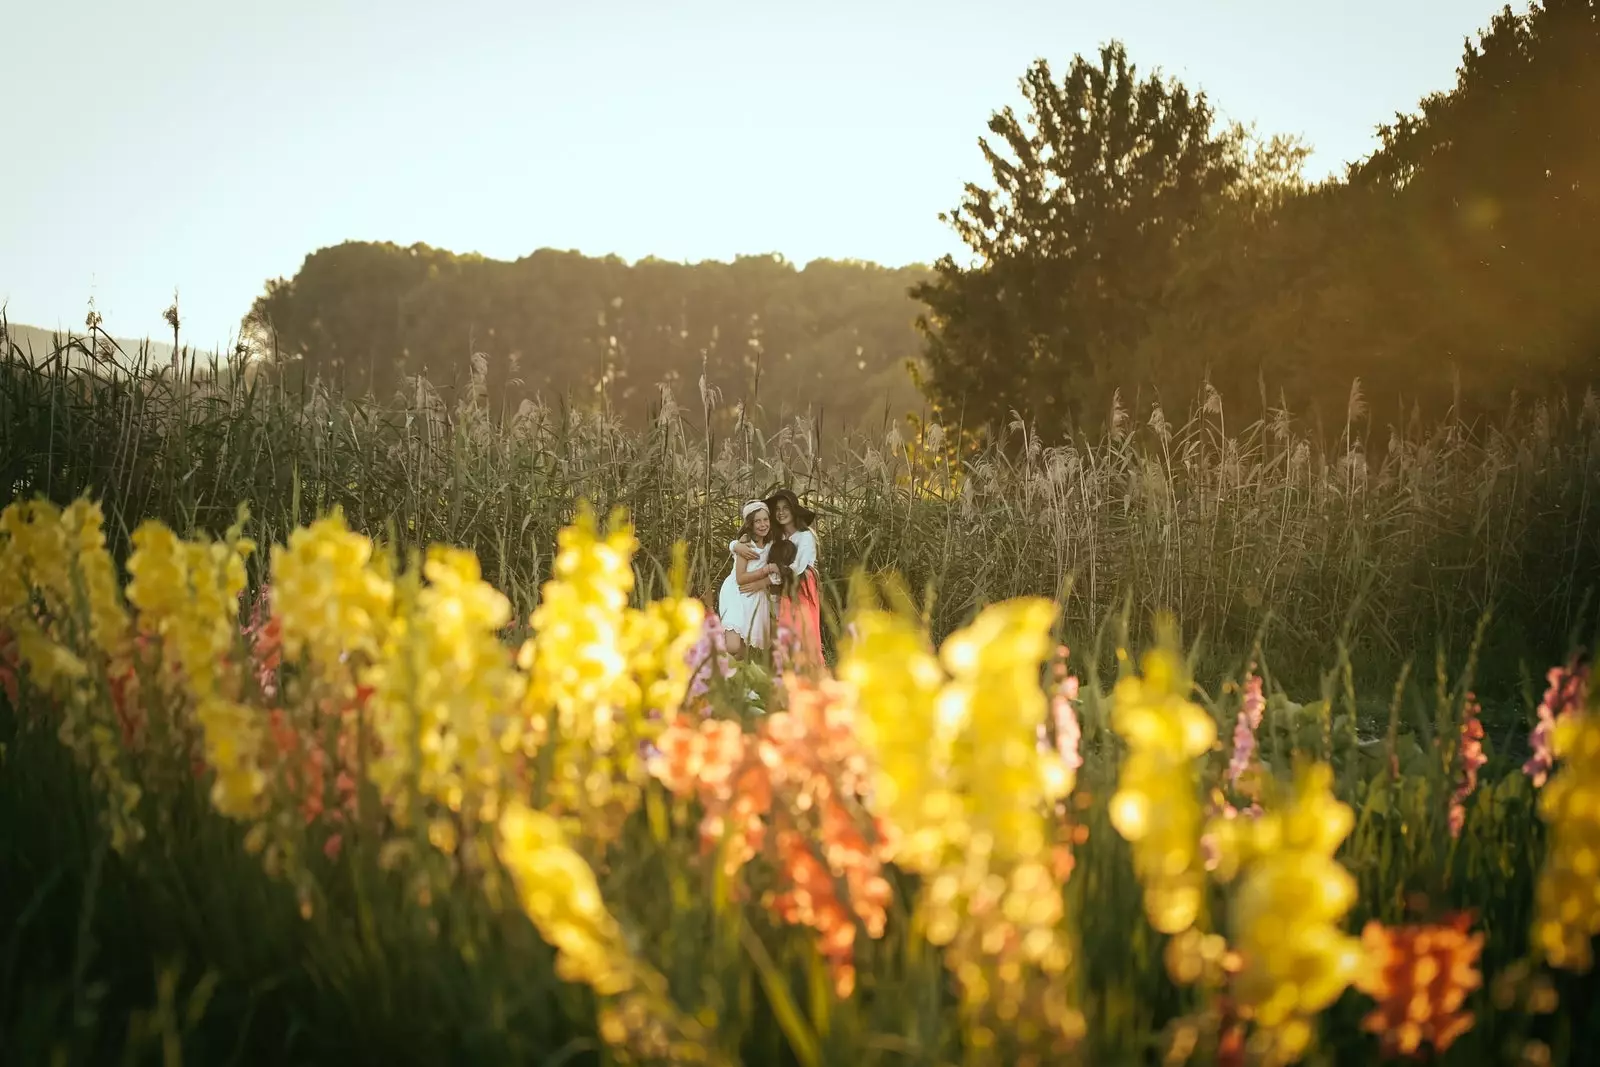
top-left (4, 0), bottom-right (1508, 351)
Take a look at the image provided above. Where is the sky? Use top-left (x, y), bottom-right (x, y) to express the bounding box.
top-left (3, 0), bottom-right (1510, 351)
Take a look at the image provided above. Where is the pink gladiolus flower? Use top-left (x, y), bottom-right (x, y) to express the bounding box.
top-left (772, 614), bottom-right (801, 678)
top-left (1038, 646), bottom-right (1083, 773)
top-left (1052, 690), bottom-right (1082, 771)
top-left (685, 614), bottom-right (738, 709)
top-left (1227, 673), bottom-right (1265, 789)
top-left (1448, 693), bottom-right (1488, 838)
top-left (1523, 658), bottom-right (1588, 788)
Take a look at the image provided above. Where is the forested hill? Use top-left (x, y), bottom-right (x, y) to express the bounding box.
top-left (246, 246), bottom-right (933, 432)
top-left (1, 322), bottom-right (180, 372)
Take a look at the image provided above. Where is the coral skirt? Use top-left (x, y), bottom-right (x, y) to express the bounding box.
top-left (778, 570), bottom-right (824, 668)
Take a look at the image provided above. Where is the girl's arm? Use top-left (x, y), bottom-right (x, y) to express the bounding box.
top-left (737, 564), bottom-right (776, 593)
top-left (731, 539), bottom-right (759, 560)
top-left (734, 550), bottom-right (776, 592)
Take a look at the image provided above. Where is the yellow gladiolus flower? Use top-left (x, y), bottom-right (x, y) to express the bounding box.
top-left (127, 517), bottom-right (264, 820)
top-left (497, 799), bottom-right (633, 996)
top-left (1226, 762), bottom-right (1364, 1065)
top-left (366, 545), bottom-right (526, 835)
top-left (1109, 634), bottom-right (1216, 936)
top-left (1, 497), bottom-right (144, 852)
top-left (518, 503), bottom-right (694, 841)
top-left (269, 512), bottom-right (394, 673)
top-left (1531, 708), bottom-right (1600, 972)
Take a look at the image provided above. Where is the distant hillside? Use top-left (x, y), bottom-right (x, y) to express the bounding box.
top-left (2, 321), bottom-right (184, 372)
top-left (247, 243), bottom-right (935, 432)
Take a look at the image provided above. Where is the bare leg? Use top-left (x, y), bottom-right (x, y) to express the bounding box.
top-left (725, 632), bottom-right (745, 656)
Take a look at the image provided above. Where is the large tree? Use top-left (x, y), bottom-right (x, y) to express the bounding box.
top-left (912, 42), bottom-right (1242, 439)
top-left (1130, 0), bottom-right (1600, 430)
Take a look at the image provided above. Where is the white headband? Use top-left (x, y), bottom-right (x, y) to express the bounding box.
top-left (741, 500), bottom-right (767, 521)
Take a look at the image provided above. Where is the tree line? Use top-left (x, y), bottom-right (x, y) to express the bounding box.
top-left (246, 1), bottom-right (1599, 443)
top-left (245, 247), bottom-right (931, 434)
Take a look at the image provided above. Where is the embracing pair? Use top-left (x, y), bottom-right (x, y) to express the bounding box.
top-left (716, 488), bottom-right (823, 664)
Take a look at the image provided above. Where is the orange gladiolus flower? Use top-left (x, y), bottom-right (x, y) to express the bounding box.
top-left (1356, 911), bottom-right (1485, 1057)
top-left (649, 677), bottom-right (894, 998)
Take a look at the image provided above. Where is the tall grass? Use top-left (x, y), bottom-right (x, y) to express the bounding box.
top-left (3, 322), bottom-right (1597, 709)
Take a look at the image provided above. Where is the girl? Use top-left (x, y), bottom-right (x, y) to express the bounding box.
top-left (718, 500), bottom-right (780, 655)
top-left (764, 488), bottom-right (823, 665)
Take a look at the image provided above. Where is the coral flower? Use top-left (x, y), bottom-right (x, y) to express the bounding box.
top-left (1355, 911), bottom-right (1484, 1057)
top-left (1448, 694), bottom-right (1487, 838)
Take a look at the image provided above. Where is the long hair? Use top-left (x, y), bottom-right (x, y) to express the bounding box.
top-left (764, 488), bottom-right (815, 533)
top-left (767, 537), bottom-right (799, 596)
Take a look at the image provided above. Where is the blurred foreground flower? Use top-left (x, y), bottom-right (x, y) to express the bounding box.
top-left (1108, 628), bottom-right (1215, 936)
top-left (497, 800), bottom-right (724, 1065)
top-left (1214, 762), bottom-right (1363, 1066)
top-left (839, 591), bottom-right (1084, 1061)
top-left (519, 504), bottom-right (702, 844)
top-left (128, 517), bottom-right (263, 819)
top-left (1, 499), bottom-right (144, 852)
top-left (269, 511), bottom-right (394, 679)
top-left (1355, 911), bottom-right (1483, 1057)
top-left (1530, 691), bottom-right (1600, 972)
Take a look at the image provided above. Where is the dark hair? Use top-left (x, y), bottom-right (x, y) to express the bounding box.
top-left (768, 537), bottom-right (799, 595)
top-left (737, 507), bottom-right (771, 546)
top-left (764, 488), bottom-right (815, 532)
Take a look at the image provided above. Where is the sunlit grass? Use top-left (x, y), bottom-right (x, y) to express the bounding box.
top-left (3, 323), bottom-right (1597, 715)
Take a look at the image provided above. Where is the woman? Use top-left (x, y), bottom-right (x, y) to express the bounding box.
top-left (718, 500), bottom-right (781, 655)
top-left (764, 488), bottom-right (823, 665)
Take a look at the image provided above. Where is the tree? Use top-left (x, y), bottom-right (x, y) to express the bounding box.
top-left (912, 42), bottom-right (1242, 440)
top-left (1344, 0), bottom-right (1600, 403)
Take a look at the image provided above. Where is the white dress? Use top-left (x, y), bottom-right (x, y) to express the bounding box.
top-left (718, 539), bottom-right (772, 647)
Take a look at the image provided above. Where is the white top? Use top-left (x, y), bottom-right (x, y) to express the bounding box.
top-left (787, 529), bottom-right (817, 576)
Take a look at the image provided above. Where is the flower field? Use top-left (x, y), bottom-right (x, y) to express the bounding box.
top-left (2, 491), bottom-right (1597, 1066)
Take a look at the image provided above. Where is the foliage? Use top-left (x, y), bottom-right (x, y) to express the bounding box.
top-left (2, 496), bottom-right (1599, 1066)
